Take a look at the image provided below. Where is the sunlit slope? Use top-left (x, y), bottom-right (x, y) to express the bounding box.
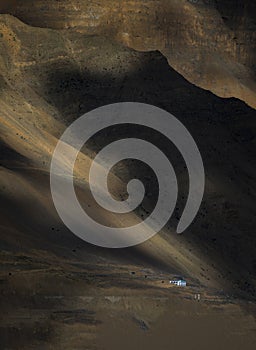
top-left (3, 0), bottom-right (256, 109)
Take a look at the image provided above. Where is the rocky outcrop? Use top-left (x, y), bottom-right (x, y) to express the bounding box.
top-left (2, 0), bottom-right (256, 108)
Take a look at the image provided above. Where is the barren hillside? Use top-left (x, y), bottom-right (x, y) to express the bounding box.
top-left (3, 0), bottom-right (256, 108)
top-left (0, 5), bottom-right (256, 350)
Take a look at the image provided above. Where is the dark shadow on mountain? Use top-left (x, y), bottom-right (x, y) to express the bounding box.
top-left (215, 0), bottom-right (256, 30)
top-left (37, 49), bottom-right (256, 301)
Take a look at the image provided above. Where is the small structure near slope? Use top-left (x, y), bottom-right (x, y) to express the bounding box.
top-left (169, 279), bottom-right (187, 287)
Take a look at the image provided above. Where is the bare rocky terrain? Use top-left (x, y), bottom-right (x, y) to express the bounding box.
top-left (4, 0), bottom-right (256, 108)
top-left (0, 2), bottom-right (256, 349)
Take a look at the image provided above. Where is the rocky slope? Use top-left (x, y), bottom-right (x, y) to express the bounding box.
top-left (2, 0), bottom-right (256, 108)
top-left (1, 12), bottom-right (256, 293)
top-left (0, 10), bottom-right (256, 350)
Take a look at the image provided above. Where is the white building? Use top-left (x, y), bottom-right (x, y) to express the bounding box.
top-left (170, 279), bottom-right (187, 287)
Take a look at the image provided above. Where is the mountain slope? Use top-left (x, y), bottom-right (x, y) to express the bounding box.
top-left (2, 0), bottom-right (256, 108)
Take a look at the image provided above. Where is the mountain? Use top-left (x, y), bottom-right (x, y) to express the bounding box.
top-left (3, 0), bottom-right (256, 108)
top-left (0, 6), bottom-right (256, 350)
